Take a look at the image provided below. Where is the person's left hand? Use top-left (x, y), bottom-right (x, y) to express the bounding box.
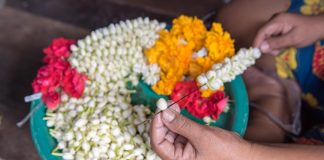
top-left (150, 103), bottom-right (252, 160)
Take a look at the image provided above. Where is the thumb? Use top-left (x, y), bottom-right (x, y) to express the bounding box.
top-left (161, 108), bottom-right (206, 147)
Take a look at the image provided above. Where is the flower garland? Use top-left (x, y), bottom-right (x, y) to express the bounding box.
top-left (133, 63), bottom-right (160, 85)
top-left (31, 38), bottom-right (87, 109)
top-left (197, 47), bottom-right (261, 90)
top-left (189, 23), bottom-right (235, 78)
top-left (44, 17), bottom-right (165, 160)
top-left (144, 15), bottom-right (235, 95)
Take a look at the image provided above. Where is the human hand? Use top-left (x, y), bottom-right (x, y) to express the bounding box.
top-left (150, 104), bottom-right (252, 160)
top-left (253, 13), bottom-right (324, 55)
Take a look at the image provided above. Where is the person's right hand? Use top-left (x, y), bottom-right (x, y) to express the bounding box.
top-left (253, 13), bottom-right (324, 55)
top-left (150, 104), bottom-right (252, 160)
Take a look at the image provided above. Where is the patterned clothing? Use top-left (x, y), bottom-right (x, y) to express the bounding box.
top-left (276, 0), bottom-right (324, 144)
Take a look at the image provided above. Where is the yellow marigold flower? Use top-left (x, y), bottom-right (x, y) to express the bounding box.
top-left (305, 0), bottom-right (320, 5)
top-left (279, 47), bottom-right (297, 70)
top-left (303, 93), bottom-right (318, 107)
top-left (189, 23), bottom-right (235, 79)
top-left (145, 15), bottom-right (234, 95)
top-left (275, 48), bottom-right (297, 79)
top-left (300, 0), bottom-right (324, 15)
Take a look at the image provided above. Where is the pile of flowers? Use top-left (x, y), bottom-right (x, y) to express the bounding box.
top-left (40, 17), bottom-right (164, 160)
top-left (31, 38), bottom-right (87, 109)
top-left (27, 15), bottom-right (261, 160)
top-left (171, 81), bottom-right (229, 120)
top-left (139, 15), bottom-right (260, 122)
top-left (144, 15), bottom-right (235, 95)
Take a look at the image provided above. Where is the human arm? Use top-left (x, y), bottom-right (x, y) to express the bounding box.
top-left (150, 106), bottom-right (324, 160)
top-left (254, 13), bottom-right (324, 55)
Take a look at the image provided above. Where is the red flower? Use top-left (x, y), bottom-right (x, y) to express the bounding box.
top-left (43, 38), bottom-right (75, 63)
top-left (32, 65), bottom-right (63, 93)
top-left (312, 43), bottom-right (324, 80)
top-left (171, 81), bottom-right (198, 108)
top-left (46, 58), bottom-right (71, 70)
top-left (31, 37), bottom-right (87, 109)
top-left (62, 68), bottom-right (87, 98)
top-left (171, 81), bottom-right (228, 120)
top-left (42, 92), bottom-right (61, 110)
top-left (188, 99), bottom-right (210, 118)
top-left (209, 96), bottom-right (229, 119)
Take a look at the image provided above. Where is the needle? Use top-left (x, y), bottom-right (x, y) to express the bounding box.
top-left (137, 83), bottom-right (207, 126)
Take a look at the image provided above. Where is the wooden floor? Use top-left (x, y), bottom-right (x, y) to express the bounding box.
top-left (0, 0), bottom-right (223, 159)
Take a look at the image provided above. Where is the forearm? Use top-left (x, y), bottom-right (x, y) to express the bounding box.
top-left (216, 0), bottom-right (290, 48)
top-left (313, 14), bottom-right (324, 40)
top-left (251, 143), bottom-right (324, 160)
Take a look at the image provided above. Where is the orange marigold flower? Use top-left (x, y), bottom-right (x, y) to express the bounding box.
top-left (145, 15), bottom-right (234, 95)
top-left (201, 86), bottom-right (224, 98)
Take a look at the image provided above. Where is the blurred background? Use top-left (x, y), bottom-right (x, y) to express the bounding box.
top-left (0, 0), bottom-right (224, 159)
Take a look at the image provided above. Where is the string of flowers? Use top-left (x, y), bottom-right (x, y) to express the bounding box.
top-left (45, 17), bottom-right (165, 160)
top-left (197, 47), bottom-right (261, 90)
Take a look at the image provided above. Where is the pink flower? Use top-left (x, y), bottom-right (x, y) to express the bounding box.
top-left (31, 37), bottom-right (87, 109)
top-left (42, 92), bottom-right (61, 110)
top-left (32, 65), bottom-right (63, 93)
top-left (171, 81), bottom-right (229, 120)
top-left (62, 68), bottom-right (87, 98)
top-left (43, 38), bottom-right (75, 63)
top-left (209, 96), bottom-right (229, 120)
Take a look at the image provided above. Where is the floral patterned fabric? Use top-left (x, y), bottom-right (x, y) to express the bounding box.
top-left (276, 0), bottom-right (324, 144)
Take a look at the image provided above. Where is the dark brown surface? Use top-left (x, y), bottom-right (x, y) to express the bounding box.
top-left (7, 0), bottom-right (222, 30)
top-left (0, 1), bottom-right (223, 159)
top-left (6, 0), bottom-right (172, 30)
top-left (0, 7), bottom-right (88, 160)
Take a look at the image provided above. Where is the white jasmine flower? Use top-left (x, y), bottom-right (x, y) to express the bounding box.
top-left (197, 47), bottom-right (261, 90)
top-left (62, 152), bottom-right (74, 160)
top-left (75, 118), bottom-right (87, 127)
top-left (156, 98), bottom-right (168, 110)
top-left (193, 47), bottom-right (207, 58)
top-left (46, 120), bottom-right (54, 127)
top-left (47, 18), bottom-right (164, 160)
top-left (197, 74), bottom-right (208, 85)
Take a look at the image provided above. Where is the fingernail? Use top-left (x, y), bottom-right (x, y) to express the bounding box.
top-left (162, 109), bottom-right (176, 122)
top-left (270, 50), bottom-right (280, 56)
top-left (260, 42), bottom-right (269, 52)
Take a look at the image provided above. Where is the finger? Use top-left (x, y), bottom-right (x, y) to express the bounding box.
top-left (150, 113), bottom-right (175, 159)
top-left (167, 101), bottom-right (181, 112)
top-left (269, 50), bottom-right (281, 56)
top-left (174, 136), bottom-right (196, 160)
top-left (259, 41), bottom-right (282, 55)
top-left (265, 30), bottom-right (296, 51)
top-left (253, 18), bottom-right (294, 49)
top-left (174, 135), bottom-right (187, 145)
top-left (253, 22), bottom-right (282, 48)
top-left (161, 108), bottom-right (206, 148)
top-left (182, 142), bottom-right (197, 159)
top-left (165, 130), bottom-right (177, 143)
top-left (161, 102), bottom-right (180, 143)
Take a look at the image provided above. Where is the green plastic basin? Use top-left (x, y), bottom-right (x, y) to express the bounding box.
top-left (30, 76), bottom-right (248, 160)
